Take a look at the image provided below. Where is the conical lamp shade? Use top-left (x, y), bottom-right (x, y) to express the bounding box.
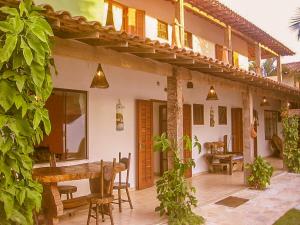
top-left (206, 86), bottom-right (218, 100)
top-left (260, 96), bottom-right (270, 107)
top-left (90, 64), bottom-right (109, 89)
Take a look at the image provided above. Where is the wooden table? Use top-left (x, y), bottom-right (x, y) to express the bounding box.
top-left (33, 161), bottom-right (125, 225)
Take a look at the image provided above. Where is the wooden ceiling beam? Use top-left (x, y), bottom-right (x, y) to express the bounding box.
top-left (134, 52), bottom-right (177, 60)
top-left (60, 31), bottom-right (100, 39)
top-left (96, 41), bottom-right (129, 48)
top-left (109, 47), bottom-right (156, 54)
top-left (196, 67), bottom-right (223, 73)
top-left (186, 64), bottom-right (211, 69)
top-left (163, 59), bottom-right (195, 65)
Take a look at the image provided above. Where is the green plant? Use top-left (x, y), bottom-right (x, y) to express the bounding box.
top-left (282, 113), bottom-right (300, 173)
top-left (246, 156), bottom-right (273, 190)
top-left (154, 133), bottom-right (204, 225)
top-left (0, 1), bottom-right (54, 224)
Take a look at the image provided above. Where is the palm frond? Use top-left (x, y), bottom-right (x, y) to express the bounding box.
top-left (290, 8), bottom-right (300, 40)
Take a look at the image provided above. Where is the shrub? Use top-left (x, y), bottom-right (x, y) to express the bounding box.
top-left (282, 114), bottom-right (300, 173)
top-left (154, 133), bottom-right (204, 225)
top-left (246, 156), bottom-right (273, 190)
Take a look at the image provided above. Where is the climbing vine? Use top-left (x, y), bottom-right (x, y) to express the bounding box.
top-left (0, 1), bottom-right (54, 224)
top-left (282, 110), bottom-right (300, 173)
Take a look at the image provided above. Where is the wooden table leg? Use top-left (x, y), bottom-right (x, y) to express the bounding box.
top-left (229, 157), bottom-right (233, 175)
top-left (42, 183), bottom-right (64, 225)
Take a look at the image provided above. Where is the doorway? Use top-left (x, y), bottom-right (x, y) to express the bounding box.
top-left (231, 108), bottom-right (243, 153)
top-left (136, 100), bottom-right (193, 190)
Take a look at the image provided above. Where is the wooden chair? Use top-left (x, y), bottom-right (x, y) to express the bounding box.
top-left (87, 159), bottom-right (116, 225)
top-left (49, 153), bottom-right (78, 199)
top-left (113, 152), bottom-right (133, 212)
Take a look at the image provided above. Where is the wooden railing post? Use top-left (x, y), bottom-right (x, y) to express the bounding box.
top-left (172, 0), bottom-right (185, 48)
top-left (255, 43), bottom-right (262, 76)
top-left (277, 56), bottom-right (282, 83)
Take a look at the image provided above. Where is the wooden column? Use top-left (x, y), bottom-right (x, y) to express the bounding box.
top-left (242, 88), bottom-right (255, 185)
top-left (255, 43), bottom-right (262, 76)
top-left (224, 25), bottom-right (232, 64)
top-left (167, 67), bottom-right (184, 169)
top-left (277, 56), bottom-right (282, 83)
top-left (172, 0), bottom-right (185, 48)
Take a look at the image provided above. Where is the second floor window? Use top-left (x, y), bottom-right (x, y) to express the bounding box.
top-left (184, 31), bottom-right (193, 49)
top-left (125, 8), bottom-right (145, 38)
top-left (157, 20), bottom-right (168, 40)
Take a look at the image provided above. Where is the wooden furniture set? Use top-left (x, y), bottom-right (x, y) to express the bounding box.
top-left (205, 136), bottom-right (244, 175)
top-left (33, 152), bottom-right (133, 225)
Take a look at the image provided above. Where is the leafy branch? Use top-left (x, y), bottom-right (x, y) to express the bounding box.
top-left (0, 1), bottom-right (54, 224)
top-left (154, 133), bottom-right (204, 225)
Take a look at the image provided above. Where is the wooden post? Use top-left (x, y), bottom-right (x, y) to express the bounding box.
top-left (255, 43), bottom-right (262, 76)
top-left (167, 67), bottom-right (184, 169)
top-left (224, 25), bottom-right (232, 64)
top-left (277, 56), bottom-right (282, 83)
top-left (242, 88), bottom-right (255, 185)
top-left (172, 0), bottom-right (185, 48)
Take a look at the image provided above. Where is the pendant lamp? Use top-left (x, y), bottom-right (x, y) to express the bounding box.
top-left (90, 64), bottom-right (109, 89)
top-left (260, 96), bottom-right (270, 107)
top-left (206, 86), bottom-right (218, 100)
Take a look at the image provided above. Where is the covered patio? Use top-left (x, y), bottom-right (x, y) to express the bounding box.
top-left (58, 157), bottom-right (284, 225)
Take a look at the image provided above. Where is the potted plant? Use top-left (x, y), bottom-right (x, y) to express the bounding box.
top-left (154, 133), bottom-right (204, 225)
top-left (246, 156), bottom-right (273, 190)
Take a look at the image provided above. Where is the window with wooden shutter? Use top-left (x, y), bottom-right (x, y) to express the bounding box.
top-left (124, 8), bottom-right (145, 38)
top-left (264, 110), bottom-right (278, 140)
top-left (233, 51), bottom-right (239, 67)
top-left (157, 20), bottom-right (168, 40)
top-left (193, 104), bottom-right (204, 125)
top-left (184, 31), bottom-right (193, 49)
top-left (215, 44), bottom-right (224, 61)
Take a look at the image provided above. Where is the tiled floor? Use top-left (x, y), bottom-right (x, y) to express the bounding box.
top-left (59, 157), bottom-right (293, 225)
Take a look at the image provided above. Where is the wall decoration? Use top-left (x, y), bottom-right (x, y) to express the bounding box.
top-left (218, 106), bottom-right (227, 125)
top-left (116, 99), bottom-right (125, 131)
top-left (210, 107), bottom-right (215, 127)
top-left (193, 104), bottom-right (204, 125)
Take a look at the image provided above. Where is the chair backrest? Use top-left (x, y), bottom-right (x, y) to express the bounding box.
top-left (100, 159), bottom-right (116, 197)
top-left (118, 152), bottom-right (131, 184)
top-left (49, 152), bottom-right (57, 167)
top-left (223, 135), bottom-right (228, 153)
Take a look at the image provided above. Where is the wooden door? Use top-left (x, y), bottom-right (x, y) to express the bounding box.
top-left (136, 100), bottom-right (154, 190)
top-left (231, 108), bottom-right (243, 153)
top-left (159, 105), bottom-right (168, 176)
top-left (183, 104), bottom-right (192, 178)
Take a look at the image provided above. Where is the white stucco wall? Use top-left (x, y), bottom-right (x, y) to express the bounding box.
top-left (47, 55), bottom-right (282, 196)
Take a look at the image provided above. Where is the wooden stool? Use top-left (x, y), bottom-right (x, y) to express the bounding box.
top-left (49, 153), bottom-right (78, 200)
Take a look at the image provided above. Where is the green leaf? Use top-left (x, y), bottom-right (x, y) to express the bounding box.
top-left (0, 34), bottom-right (18, 63)
top-left (0, 6), bottom-right (19, 16)
top-left (0, 80), bottom-right (17, 111)
top-left (2, 70), bottom-right (17, 79)
top-left (15, 75), bottom-right (27, 92)
top-left (0, 21), bottom-right (13, 33)
top-left (31, 26), bottom-right (47, 43)
top-left (43, 116), bottom-right (51, 135)
top-left (20, 38), bottom-right (33, 65)
top-left (0, 192), bottom-right (14, 219)
top-left (30, 62), bottom-right (45, 87)
top-left (19, 1), bottom-right (27, 16)
top-left (8, 17), bottom-right (24, 34)
top-left (16, 189), bottom-right (26, 205)
top-left (33, 109), bottom-right (42, 129)
top-left (31, 17), bottom-right (53, 36)
top-left (0, 115), bottom-right (8, 128)
top-left (13, 53), bottom-right (25, 69)
top-left (26, 32), bottom-right (45, 56)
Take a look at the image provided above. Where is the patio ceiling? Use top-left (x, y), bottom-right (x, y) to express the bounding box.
top-left (0, 0), bottom-right (299, 101)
